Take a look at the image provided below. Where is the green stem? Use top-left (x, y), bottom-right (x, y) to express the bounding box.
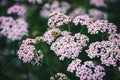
top-left (68, 24), bottom-right (71, 32)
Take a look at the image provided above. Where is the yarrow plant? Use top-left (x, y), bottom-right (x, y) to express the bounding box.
top-left (1, 1), bottom-right (120, 80)
top-left (16, 11), bottom-right (120, 79)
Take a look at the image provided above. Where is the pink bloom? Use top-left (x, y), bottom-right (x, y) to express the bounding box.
top-left (7, 5), bottom-right (26, 16)
top-left (90, 0), bottom-right (107, 7)
top-left (28, 0), bottom-right (43, 4)
top-left (40, 1), bottom-right (70, 18)
top-left (48, 11), bottom-right (72, 27)
top-left (17, 38), bottom-right (44, 65)
top-left (51, 33), bottom-right (89, 60)
top-left (86, 40), bottom-right (120, 66)
top-left (67, 59), bottom-right (105, 80)
top-left (0, 17), bottom-right (28, 41)
top-left (89, 9), bottom-right (107, 20)
top-left (73, 15), bottom-right (94, 26)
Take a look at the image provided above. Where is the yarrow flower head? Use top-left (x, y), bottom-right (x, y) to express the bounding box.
top-left (7, 5), bottom-right (26, 16)
top-left (107, 22), bottom-right (117, 34)
top-left (50, 32), bottom-right (89, 60)
top-left (28, 0), bottom-right (43, 4)
top-left (87, 20), bottom-right (108, 34)
top-left (42, 28), bottom-right (61, 44)
top-left (76, 61), bottom-right (105, 80)
top-left (50, 72), bottom-right (70, 80)
top-left (87, 20), bottom-right (117, 35)
top-left (17, 38), bottom-right (44, 65)
top-left (48, 11), bottom-right (72, 28)
top-left (40, 1), bottom-right (70, 18)
top-left (0, 16), bottom-right (28, 41)
top-left (86, 40), bottom-right (120, 66)
top-left (89, 9), bottom-right (108, 20)
top-left (67, 58), bottom-right (81, 73)
top-left (90, 0), bottom-right (107, 7)
top-left (109, 33), bottom-right (120, 41)
top-left (69, 7), bottom-right (86, 17)
top-left (0, 16), bottom-right (14, 23)
top-left (73, 14), bottom-right (94, 26)
top-left (67, 59), bottom-right (105, 80)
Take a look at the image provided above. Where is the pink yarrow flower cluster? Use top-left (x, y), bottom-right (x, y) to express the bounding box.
top-left (0, 16), bottom-right (28, 41)
top-left (48, 11), bottom-right (72, 28)
top-left (67, 59), bottom-right (105, 80)
top-left (87, 20), bottom-right (117, 34)
top-left (109, 33), bottom-right (120, 41)
top-left (17, 38), bottom-right (44, 65)
top-left (41, 28), bottom-right (71, 45)
top-left (86, 40), bottom-right (120, 66)
top-left (7, 5), bottom-right (26, 16)
top-left (42, 28), bottom-right (61, 44)
top-left (50, 33), bottom-right (89, 60)
top-left (73, 14), bottom-right (94, 26)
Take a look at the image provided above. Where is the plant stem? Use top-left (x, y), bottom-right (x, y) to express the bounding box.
top-left (68, 24), bottom-right (71, 32)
